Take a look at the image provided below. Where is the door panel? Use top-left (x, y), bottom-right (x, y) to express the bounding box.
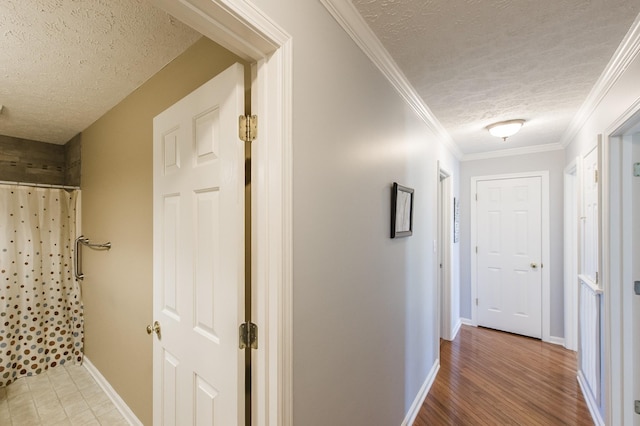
top-left (477, 177), bottom-right (542, 338)
top-left (153, 63), bottom-right (245, 425)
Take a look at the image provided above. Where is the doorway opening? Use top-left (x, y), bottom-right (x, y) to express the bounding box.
top-left (148, 1), bottom-right (293, 424)
top-left (437, 164), bottom-right (454, 341)
top-left (603, 101), bottom-right (640, 425)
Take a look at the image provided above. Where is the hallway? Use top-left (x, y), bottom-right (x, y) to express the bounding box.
top-left (415, 325), bottom-right (593, 425)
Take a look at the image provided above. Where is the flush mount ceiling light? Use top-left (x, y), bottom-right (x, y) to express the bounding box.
top-left (487, 119), bottom-right (525, 141)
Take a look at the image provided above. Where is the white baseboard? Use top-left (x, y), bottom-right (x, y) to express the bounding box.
top-left (83, 357), bottom-right (143, 426)
top-left (546, 336), bottom-right (565, 346)
top-left (577, 372), bottom-right (604, 426)
top-left (401, 359), bottom-right (440, 426)
top-left (460, 317), bottom-right (474, 326)
top-left (451, 318), bottom-right (463, 340)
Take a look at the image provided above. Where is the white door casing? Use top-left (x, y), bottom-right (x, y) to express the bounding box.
top-left (632, 133), bottom-right (640, 426)
top-left (437, 164), bottom-right (454, 341)
top-left (564, 159), bottom-right (579, 351)
top-left (616, 123), bottom-right (640, 426)
top-left (148, 1), bottom-right (294, 425)
top-left (152, 63), bottom-right (245, 425)
top-left (470, 171), bottom-right (555, 342)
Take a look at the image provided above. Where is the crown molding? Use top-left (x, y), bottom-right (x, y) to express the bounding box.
top-left (320, 0), bottom-right (463, 160)
top-left (462, 143), bottom-right (564, 162)
top-left (560, 14), bottom-right (640, 148)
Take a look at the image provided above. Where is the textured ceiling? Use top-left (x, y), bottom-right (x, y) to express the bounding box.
top-left (352, 0), bottom-right (640, 155)
top-left (0, 0), bottom-right (200, 144)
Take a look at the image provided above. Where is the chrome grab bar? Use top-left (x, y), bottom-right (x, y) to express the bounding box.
top-left (74, 235), bottom-right (112, 280)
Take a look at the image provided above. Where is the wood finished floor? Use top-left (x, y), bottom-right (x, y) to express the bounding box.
top-left (415, 325), bottom-right (593, 425)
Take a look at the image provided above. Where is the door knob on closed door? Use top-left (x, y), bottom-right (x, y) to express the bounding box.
top-left (530, 263), bottom-right (538, 269)
top-left (146, 321), bottom-right (161, 338)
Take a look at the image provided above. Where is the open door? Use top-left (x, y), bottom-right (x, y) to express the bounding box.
top-left (152, 63), bottom-right (246, 425)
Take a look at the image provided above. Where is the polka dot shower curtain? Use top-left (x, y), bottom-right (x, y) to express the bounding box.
top-left (0, 185), bottom-right (83, 387)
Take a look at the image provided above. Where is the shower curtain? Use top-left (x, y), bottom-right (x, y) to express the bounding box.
top-left (0, 185), bottom-right (83, 387)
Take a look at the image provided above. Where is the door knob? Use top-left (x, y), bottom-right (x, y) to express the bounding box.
top-left (530, 263), bottom-right (538, 269)
top-left (146, 321), bottom-right (161, 338)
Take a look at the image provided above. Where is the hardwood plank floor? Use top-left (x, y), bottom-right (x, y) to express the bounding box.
top-left (415, 325), bottom-right (593, 425)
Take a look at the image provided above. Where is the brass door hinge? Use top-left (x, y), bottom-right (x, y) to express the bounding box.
top-left (239, 322), bottom-right (258, 349)
top-left (239, 115), bottom-right (257, 142)
top-left (594, 169), bottom-right (598, 183)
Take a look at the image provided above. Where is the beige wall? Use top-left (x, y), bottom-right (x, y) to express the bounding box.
top-left (80, 37), bottom-right (247, 425)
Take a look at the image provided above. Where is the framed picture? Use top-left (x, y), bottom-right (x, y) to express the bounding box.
top-left (391, 182), bottom-right (414, 238)
top-left (453, 197), bottom-right (460, 243)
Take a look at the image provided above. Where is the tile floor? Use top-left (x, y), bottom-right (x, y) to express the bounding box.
top-left (0, 363), bottom-right (128, 425)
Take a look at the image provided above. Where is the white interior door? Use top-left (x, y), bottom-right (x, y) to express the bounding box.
top-left (633, 134), bottom-right (640, 425)
top-left (152, 63), bottom-right (245, 425)
top-left (476, 177), bottom-right (542, 338)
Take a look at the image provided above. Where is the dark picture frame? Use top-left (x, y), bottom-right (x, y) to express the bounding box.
top-left (391, 182), bottom-right (414, 238)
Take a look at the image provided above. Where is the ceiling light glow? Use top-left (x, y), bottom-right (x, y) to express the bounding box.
top-left (487, 119), bottom-right (525, 141)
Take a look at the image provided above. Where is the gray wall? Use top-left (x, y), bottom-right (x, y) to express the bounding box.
top-left (251, 0), bottom-right (460, 423)
top-left (459, 150), bottom-right (566, 338)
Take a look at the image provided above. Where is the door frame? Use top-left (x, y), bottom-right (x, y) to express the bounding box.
top-left (601, 96), bottom-right (640, 426)
top-left (437, 163), bottom-right (455, 340)
top-left (149, 1), bottom-right (293, 424)
top-left (563, 159), bottom-right (579, 351)
top-left (470, 171), bottom-right (551, 342)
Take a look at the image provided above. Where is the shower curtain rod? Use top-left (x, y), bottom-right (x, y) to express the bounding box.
top-left (0, 180), bottom-right (79, 190)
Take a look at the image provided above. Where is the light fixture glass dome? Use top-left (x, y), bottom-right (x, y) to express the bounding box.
top-left (487, 119), bottom-right (525, 141)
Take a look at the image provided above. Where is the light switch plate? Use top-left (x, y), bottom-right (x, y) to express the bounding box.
top-left (634, 163), bottom-right (640, 177)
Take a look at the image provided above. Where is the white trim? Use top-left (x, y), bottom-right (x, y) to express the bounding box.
top-left (619, 133), bottom-right (636, 426)
top-left (251, 42), bottom-right (294, 426)
top-left (149, 2), bottom-right (293, 425)
top-left (470, 171), bottom-right (552, 342)
top-left (563, 159), bottom-right (579, 352)
top-left (451, 318), bottom-right (463, 340)
top-left (82, 357), bottom-right (143, 426)
top-left (319, 0), bottom-right (463, 160)
top-left (578, 274), bottom-right (603, 294)
top-left (401, 360), bottom-right (440, 426)
top-left (600, 131), bottom-right (617, 426)
top-left (460, 317), bottom-right (474, 326)
top-left (546, 336), bottom-right (565, 346)
top-left (578, 372), bottom-right (605, 426)
top-left (605, 96), bottom-right (640, 137)
top-left (461, 143), bottom-right (564, 162)
top-left (560, 14), bottom-right (640, 148)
